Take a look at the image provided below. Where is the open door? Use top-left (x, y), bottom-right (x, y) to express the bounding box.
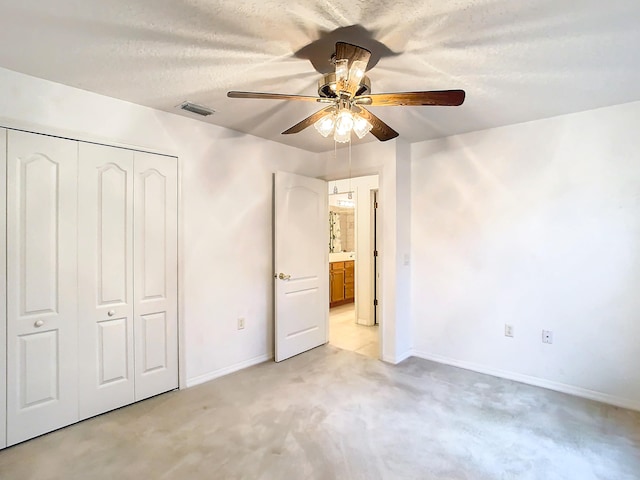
top-left (274, 171), bottom-right (328, 362)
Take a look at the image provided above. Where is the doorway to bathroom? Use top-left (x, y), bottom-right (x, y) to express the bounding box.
top-left (327, 174), bottom-right (379, 359)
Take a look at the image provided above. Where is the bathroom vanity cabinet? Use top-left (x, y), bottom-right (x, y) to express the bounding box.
top-left (330, 260), bottom-right (355, 307)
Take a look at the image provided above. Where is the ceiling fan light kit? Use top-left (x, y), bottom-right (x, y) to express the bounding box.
top-left (227, 42), bottom-right (466, 143)
top-left (313, 109), bottom-right (373, 142)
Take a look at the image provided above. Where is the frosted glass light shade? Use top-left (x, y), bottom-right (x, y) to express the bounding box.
top-left (333, 110), bottom-right (354, 143)
top-left (352, 114), bottom-right (373, 139)
top-left (314, 114), bottom-right (335, 137)
top-left (335, 110), bottom-right (354, 135)
top-left (334, 128), bottom-right (351, 143)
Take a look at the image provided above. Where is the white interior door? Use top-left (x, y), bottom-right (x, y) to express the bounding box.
top-left (274, 171), bottom-right (328, 362)
top-left (78, 143), bottom-right (135, 419)
top-left (133, 152), bottom-right (178, 400)
top-left (0, 129), bottom-right (6, 449)
top-left (6, 130), bottom-right (78, 446)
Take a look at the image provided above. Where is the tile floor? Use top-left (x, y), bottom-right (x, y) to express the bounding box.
top-left (329, 303), bottom-right (379, 358)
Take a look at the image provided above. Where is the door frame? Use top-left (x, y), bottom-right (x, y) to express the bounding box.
top-left (320, 138), bottom-right (410, 365)
top-left (0, 129), bottom-right (6, 448)
top-left (327, 174), bottom-right (382, 359)
top-left (372, 189), bottom-right (379, 326)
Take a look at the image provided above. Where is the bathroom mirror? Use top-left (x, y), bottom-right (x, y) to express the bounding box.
top-left (329, 193), bottom-right (355, 253)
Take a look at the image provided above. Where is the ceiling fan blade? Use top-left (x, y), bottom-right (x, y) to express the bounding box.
top-left (282, 106), bottom-right (335, 135)
top-left (227, 91), bottom-right (320, 102)
top-left (352, 106), bottom-right (399, 142)
top-left (356, 90), bottom-right (466, 107)
top-left (335, 42), bottom-right (371, 98)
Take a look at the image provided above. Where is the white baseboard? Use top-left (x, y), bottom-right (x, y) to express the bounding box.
top-left (412, 350), bottom-right (640, 412)
top-left (184, 353), bottom-right (273, 388)
top-left (396, 349), bottom-right (413, 364)
top-left (356, 317), bottom-right (375, 327)
top-left (382, 349), bottom-right (413, 365)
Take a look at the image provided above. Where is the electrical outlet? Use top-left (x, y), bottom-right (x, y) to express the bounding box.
top-left (238, 317), bottom-right (245, 330)
top-left (542, 330), bottom-right (553, 344)
top-left (504, 324), bottom-right (514, 338)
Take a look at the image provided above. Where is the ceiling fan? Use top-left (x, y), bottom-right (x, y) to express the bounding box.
top-left (227, 42), bottom-right (466, 143)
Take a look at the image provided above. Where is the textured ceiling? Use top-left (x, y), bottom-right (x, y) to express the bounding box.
top-left (0, 0), bottom-right (639, 152)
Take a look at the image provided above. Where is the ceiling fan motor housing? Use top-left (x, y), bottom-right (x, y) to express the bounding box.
top-left (318, 73), bottom-right (371, 99)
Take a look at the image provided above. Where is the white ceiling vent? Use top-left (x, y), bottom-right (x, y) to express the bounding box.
top-left (177, 101), bottom-right (215, 117)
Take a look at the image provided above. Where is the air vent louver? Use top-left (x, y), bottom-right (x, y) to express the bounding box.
top-left (177, 101), bottom-right (215, 117)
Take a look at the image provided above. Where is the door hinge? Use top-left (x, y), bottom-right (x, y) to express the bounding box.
top-left (373, 250), bottom-right (378, 257)
top-left (374, 299), bottom-right (378, 306)
top-left (374, 201), bottom-right (378, 209)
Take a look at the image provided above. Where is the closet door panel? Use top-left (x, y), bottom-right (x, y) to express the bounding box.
top-left (134, 152), bottom-right (178, 400)
top-left (0, 129), bottom-right (6, 449)
top-left (78, 143), bottom-right (134, 420)
top-left (7, 130), bottom-right (78, 446)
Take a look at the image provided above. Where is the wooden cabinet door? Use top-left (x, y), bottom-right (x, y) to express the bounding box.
top-left (330, 261), bottom-right (355, 306)
top-left (331, 269), bottom-right (346, 303)
top-left (6, 131), bottom-right (79, 446)
top-left (344, 261), bottom-right (355, 300)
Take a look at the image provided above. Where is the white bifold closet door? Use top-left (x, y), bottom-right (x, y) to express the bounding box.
top-left (0, 129), bottom-right (7, 449)
top-left (78, 143), bottom-right (135, 420)
top-left (78, 145), bottom-right (178, 416)
top-left (6, 131), bottom-right (79, 446)
top-left (133, 152), bottom-right (178, 401)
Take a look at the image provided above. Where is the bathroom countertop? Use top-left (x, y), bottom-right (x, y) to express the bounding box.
top-left (329, 252), bottom-right (356, 262)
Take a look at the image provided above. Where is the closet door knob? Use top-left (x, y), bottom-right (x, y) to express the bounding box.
top-left (34, 320), bottom-right (44, 328)
top-left (107, 310), bottom-right (115, 317)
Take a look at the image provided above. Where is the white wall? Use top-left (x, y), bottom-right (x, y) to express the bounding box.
top-left (0, 128), bottom-right (6, 448)
top-left (0, 66), bottom-right (329, 387)
top-left (181, 132), bottom-right (326, 385)
top-left (394, 140), bottom-right (412, 360)
top-left (411, 101), bottom-right (640, 410)
top-left (328, 175), bottom-right (379, 326)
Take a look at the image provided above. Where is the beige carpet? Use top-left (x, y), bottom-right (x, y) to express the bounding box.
top-left (1, 346), bottom-right (639, 479)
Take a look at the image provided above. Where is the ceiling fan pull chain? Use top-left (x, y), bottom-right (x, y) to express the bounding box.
top-left (348, 138), bottom-right (353, 199)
